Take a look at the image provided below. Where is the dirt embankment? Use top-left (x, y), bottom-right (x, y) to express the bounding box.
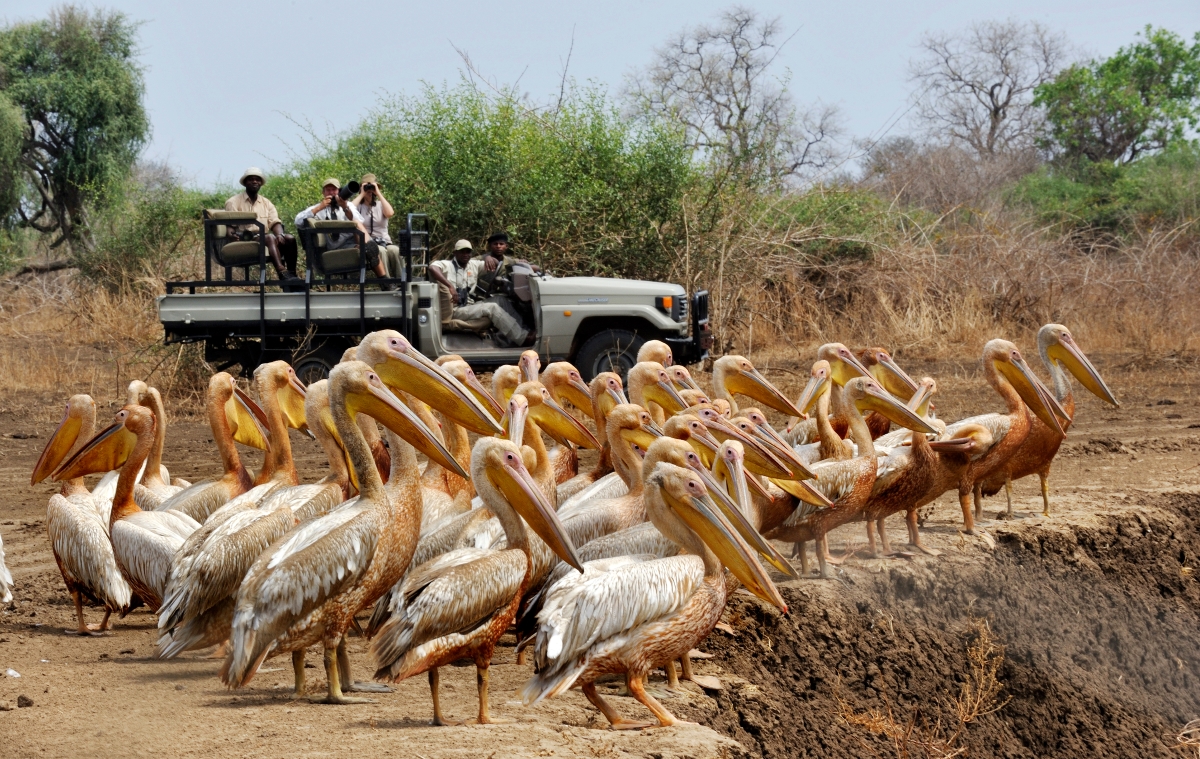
top-left (687, 492), bottom-right (1200, 758)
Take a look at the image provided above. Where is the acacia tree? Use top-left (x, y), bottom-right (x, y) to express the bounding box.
top-left (624, 6), bottom-right (841, 188)
top-left (1034, 26), bottom-right (1200, 164)
top-left (910, 20), bottom-right (1068, 156)
top-left (0, 6), bottom-right (149, 254)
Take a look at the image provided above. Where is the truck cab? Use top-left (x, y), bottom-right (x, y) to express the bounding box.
top-left (158, 213), bottom-right (711, 384)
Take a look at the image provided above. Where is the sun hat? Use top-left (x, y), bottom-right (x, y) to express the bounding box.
top-left (322, 177), bottom-right (340, 189)
top-left (453, 239), bottom-right (473, 252)
top-left (239, 167), bottom-right (265, 186)
top-left (361, 173), bottom-right (378, 185)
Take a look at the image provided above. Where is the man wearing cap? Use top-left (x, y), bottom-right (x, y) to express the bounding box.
top-left (428, 239), bottom-right (531, 346)
top-left (225, 168), bottom-right (299, 281)
top-left (294, 178), bottom-right (389, 282)
top-left (350, 174), bottom-right (402, 281)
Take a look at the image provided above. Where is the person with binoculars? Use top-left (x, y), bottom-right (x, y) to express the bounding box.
top-left (350, 173), bottom-right (403, 282)
top-left (428, 239), bottom-right (533, 346)
top-left (294, 178), bottom-right (390, 282)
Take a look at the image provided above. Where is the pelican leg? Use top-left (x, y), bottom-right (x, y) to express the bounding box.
top-left (429, 668), bottom-right (461, 726)
top-left (959, 489), bottom-right (977, 534)
top-left (516, 649), bottom-right (527, 666)
top-left (473, 664), bottom-right (510, 724)
top-left (312, 645), bottom-right (373, 704)
top-left (972, 482), bottom-right (984, 520)
top-left (628, 672), bottom-right (693, 728)
top-left (793, 541), bottom-right (810, 576)
top-left (1039, 471), bottom-right (1051, 517)
top-left (877, 518), bottom-right (893, 555)
top-left (292, 650), bottom-right (306, 696)
top-left (1003, 477), bottom-right (1014, 517)
top-left (680, 654), bottom-right (693, 681)
top-left (337, 637), bottom-right (392, 694)
top-left (206, 640), bottom-right (229, 660)
top-left (906, 509), bottom-right (941, 557)
top-left (582, 680), bottom-right (655, 730)
top-left (816, 535), bottom-right (836, 579)
top-left (666, 660), bottom-right (680, 690)
top-left (68, 591), bottom-right (102, 636)
top-left (865, 521), bottom-right (880, 558)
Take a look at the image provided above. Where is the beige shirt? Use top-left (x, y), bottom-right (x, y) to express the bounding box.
top-left (224, 192), bottom-right (282, 231)
top-left (430, 257), bottom-right (484, 291)
top-left (355, 201), bottom-right (391, 244)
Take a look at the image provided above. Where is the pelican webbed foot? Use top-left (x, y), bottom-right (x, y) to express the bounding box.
top-left (627, 674), bottom-right (695, 729)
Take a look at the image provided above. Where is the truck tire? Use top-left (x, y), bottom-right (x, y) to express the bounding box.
top-left (294, 348), bottom-right (342, 386)
top-left (575, 329), bottom-right (646, 382)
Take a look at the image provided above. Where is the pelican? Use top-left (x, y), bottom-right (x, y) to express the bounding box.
top-left (492, 365), bottom-right (522, 401)
top-left (554, 404), bottom-right (659, 527)
top-left (943, 339), bottom-right (1065, 534)
top-left (124, 382), bottom-right (183, 503)
top-left (791, 361), bottom-right (854, 466)
top-left (556, 372), bottom-right (627, 502)
top-left (30, 395), bottom-right (134, 634)
top-left (857, 347), bottom-right (921, 439)
top-left (626, 361), bottom-right (688, 424)
top-left (221, 360), bottom-right (470, 703)
top-left (762, 378), bottom-right (937, 577)
top-left (668, 365), bottom-right (701, 391)
top-left (152, 373), bottom-right (270, 523)
top-left (371, 437), bottom-right (583, 725)
top-left (978, 324), bottom-right (1118, 516)
top-left (539, 361), bottom-right (595, 485)
top-left (52, 405), bottom-right (201, 611)
top-left (636, 339), bottom-right (674, 366)
top-left (522, 462), bottom-right (787, 728)
top-left (710, 355), bottom-right (803, 417)
top-left (418, 361), bottom-right (478, 501)
top-left (246, 361), bottom-right (309, 489)
top-left (156, 379), bottom-right (350, 658)
top-left (0, 531), bottom-right (11, 604)
top-left (784, 343), bottom-right (873, 445)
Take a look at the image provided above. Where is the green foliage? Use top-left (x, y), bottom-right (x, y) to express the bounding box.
top-left (1007, 142), bottom-right (1200, 230)
top-left (75, 177), bottom-right (227, 290)
top-left (0, 93), bottom-right (23, 224)
top-left (1034, 26), bottom-right (1200, 163)
top-left (757, 187), bottom-right (905, 262)
top-left (0, 5), bottom-right (149, 249)
top-left (266, 80), bottom-right (696, 279)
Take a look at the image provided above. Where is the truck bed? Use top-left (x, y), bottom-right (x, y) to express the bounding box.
top-left (158, 290), bottom-right (408, 328)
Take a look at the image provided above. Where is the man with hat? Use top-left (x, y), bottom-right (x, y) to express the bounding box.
top-left (225, 167), bottom-right (299, 281)
top-left (428, 239), bottom-right (532, 346)
top-left (350, 174), bottom-right (402, 281)
top-left (294, 177), bottom-right (389, 282)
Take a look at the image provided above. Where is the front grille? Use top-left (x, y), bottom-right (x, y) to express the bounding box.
top-left (693, 290), bottom-right (709, 323)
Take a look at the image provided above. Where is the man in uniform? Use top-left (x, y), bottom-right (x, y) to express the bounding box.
top-left (428, 239), bottom-right (531, 346)
top-left (224, 167), bottom-right (299, 283)
top-left (476, 231), bottom-right (535, 331)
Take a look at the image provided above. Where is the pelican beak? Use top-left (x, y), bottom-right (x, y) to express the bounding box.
top-left (371, 339), bottom-right (502, 435)
top-left (771, 477), bottom-right (835, 508)
top-left (53, 418), bottom-right (138, 481)
top-left (1046, 337), bottom-right (1118, 407)
top-left (347, 374), bottom-right (468, 479)
top-left (905, 380), bottom-right (936, 418)
top-left (795, 373), bottom-right (829, 416)
top-left (872, 354), bottom-right (920, 398)
top-left (644, 378), bottom-right (689, 416)
top-left (673, 370), bottom-right (701, 391)
top-left (724, 366), bottom-right (802, 417)
top-left (735, 418), bottom-right (817, 481)
top-left (279, 371), bottom-right (312, 437)
top-left (502, 396), bottom-right (530, 449)
top-left (465, 372), bottom-right (505, 420)
top-left (563, 378), bottom-right (595, 418)
top-left (832, 351), bottom-right (872, 386)
top-left (490, 450), bottom-right (583, 571)
top-left (606, 386), bottom-right (629, 408)
top-left (620, 423), bottom-right (662, 453)
top-left (531, 396), bottom-right (600, 449)
top-left (1033, 372), bottom-right (1072, 424)
top-left (227, 388), bottom-right (271, 451)
top-left (929, 437), bottom-right (978, 454)
top-left (32, 405), bottom-right (84, 485)
top-left (995, 354), bottom-right (1064, 435)
top-left (661, 477), bottom-right (787, 613)
top-left (686, 427), bottom-right (721, 466)
top-left (856, 384), bottom-right (938, 435)
top-left (710, 449), bottom-right (797, 578)
top-left (705, 415), bottom-right (797, 480)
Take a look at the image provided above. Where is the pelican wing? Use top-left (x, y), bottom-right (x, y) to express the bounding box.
top-left (263, 482), bottom-right (344, 524)
top-left (945, 413), bottom-right (1011, 447)
top-left (871, 446), bottom-right (913, 496)
top-left (0, 531), bottom-right (12, 604)
top-left (557, 472), bottom-right (628, 520)
top-left (46, 495), bottom-right (131, 611)
top-left (534, 554), bottom-right (704, 668)
top-left (805, 457), bottom-right (873, 505)
top-left (372, 549), bottom-right (526, 680)
top-left (113, 513), bottom-right (192, 604)
top-left (784, 417), bottom-right (818, 446)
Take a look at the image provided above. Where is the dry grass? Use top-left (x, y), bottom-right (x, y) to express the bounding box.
top-left (0, 273), bottom-right (209, 420)
top-left (836, 618), bottom-right (1011, 759)
top-left (1179, 719), bottom-right (1200, 758)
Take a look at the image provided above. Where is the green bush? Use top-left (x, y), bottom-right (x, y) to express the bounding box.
top-left (264, 80), bottom-right (696, 279)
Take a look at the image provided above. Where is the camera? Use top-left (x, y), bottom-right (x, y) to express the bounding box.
top-left (335, 180), bottom-right (360, 201)
top-left (456, 287), bottom-right (470, 306)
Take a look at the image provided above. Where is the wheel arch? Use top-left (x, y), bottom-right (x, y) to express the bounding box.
top-left (567, 316), bottom-right (664, 364)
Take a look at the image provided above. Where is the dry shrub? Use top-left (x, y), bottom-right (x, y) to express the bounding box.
top-left (698, 194), bottom-right (1199, 363)
top-left (0, 273), bottom-right (208, 419)
top-left (836, 618), bottom-right (1011, 759)
top-left (1179, 718), bottom-right (1200, 758)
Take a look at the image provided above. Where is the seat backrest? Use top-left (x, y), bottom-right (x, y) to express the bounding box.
top-left (304, 219), bottom-right (363, 275)
top-left (204, 209), bottom-right (257, 239)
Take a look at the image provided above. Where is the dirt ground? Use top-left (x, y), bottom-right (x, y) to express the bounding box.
top-left (1, 354), bottom-right (1198, 758)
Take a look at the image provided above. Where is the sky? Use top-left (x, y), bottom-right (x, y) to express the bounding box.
top-left (7, 0), bottom-right (1199, 187)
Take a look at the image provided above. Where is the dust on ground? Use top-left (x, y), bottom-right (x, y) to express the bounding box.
top-left (1, 355), bottom-right (1198, 758)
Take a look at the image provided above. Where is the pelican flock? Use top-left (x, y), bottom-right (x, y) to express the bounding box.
top-left (20, 325), bottom-right (1117, 728)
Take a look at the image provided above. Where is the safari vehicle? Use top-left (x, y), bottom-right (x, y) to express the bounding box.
top-left (158, 210), bottom-right (711, 385)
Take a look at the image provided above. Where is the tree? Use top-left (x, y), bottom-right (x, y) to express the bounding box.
top-left (910, 20), bottom-right (1068, 157)
top-left (624, 6), bottom-right (841, 187)
top-left (1034, 26), bottom-right (1200, 164)
top-left (0, 6), bottom-right (149, 253)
